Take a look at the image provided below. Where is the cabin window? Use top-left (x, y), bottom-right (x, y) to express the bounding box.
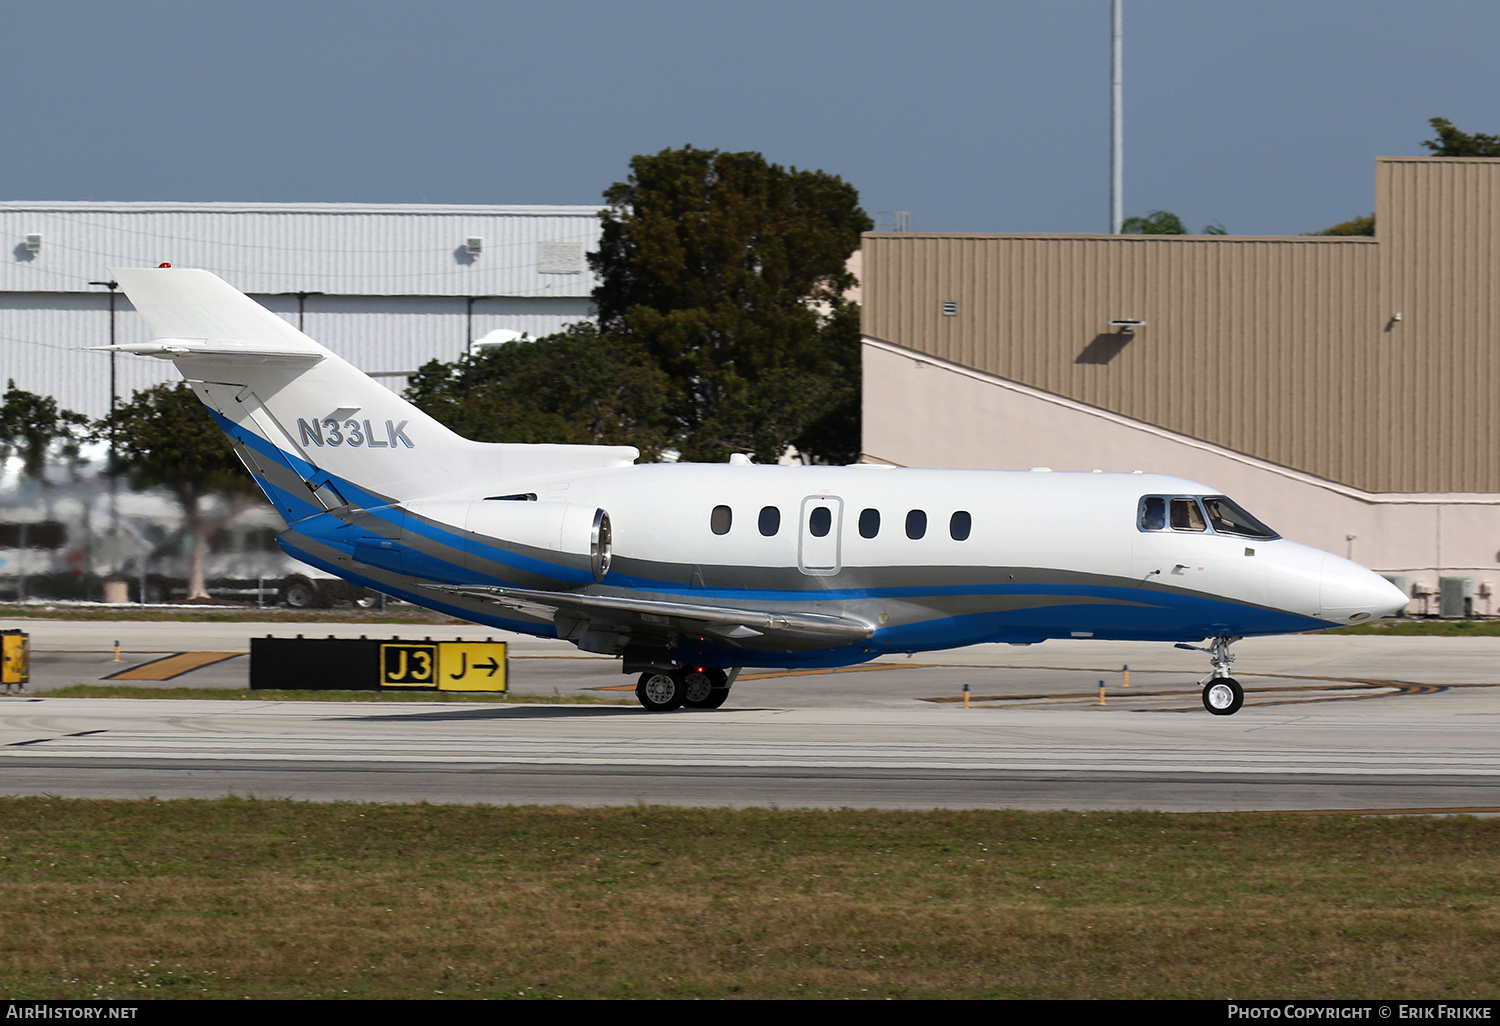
top-left (710, 505), bottom-right (732, 535)
top-left (758, 506), bottom-right (781, 536)
top-left (1170, 498), bottom-right (1207, 532)
top-left (950, 510), bottom-right (972, 541)
top-left (809, 505), bottom-right (832, 537)
top-left (859, 508), bottom-right (880, 538)
top-left (906, 509), bottom-right (927, 540)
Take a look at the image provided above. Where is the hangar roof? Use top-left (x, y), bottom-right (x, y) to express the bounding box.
top-left (0, 201), bottom-right (602, 298)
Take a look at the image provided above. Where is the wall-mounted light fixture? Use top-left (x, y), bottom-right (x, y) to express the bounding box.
top-left (465, 237), bottom-right (483, 256)
top-left (24, 234), bottom-right (41, 253)
top-left (1108, 318), bottom-right (1144, 333)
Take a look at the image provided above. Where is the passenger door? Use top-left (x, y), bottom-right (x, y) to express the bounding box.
top-left (798, 495), bottom-right (843, 576)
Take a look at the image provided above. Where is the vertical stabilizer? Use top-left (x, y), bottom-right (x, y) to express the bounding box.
top-left (107, 267), bottom-right (638, 524)
top-left (108, 267), bottom-right (488, 517)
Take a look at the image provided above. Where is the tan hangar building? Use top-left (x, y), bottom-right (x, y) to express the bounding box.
top-left (859, 157), bottom-right (1500, 615)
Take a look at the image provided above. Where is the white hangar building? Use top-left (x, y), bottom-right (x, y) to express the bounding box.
top-left (1, 200), bottom-right (603, 418)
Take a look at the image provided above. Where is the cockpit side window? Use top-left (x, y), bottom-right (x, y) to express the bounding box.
top-left (1138, 493), bottom-right (1278, 539)
top-left (1139, 496), bottom-right (1166, 531)
top-left (1170, 498), bottom-right (1207, 532)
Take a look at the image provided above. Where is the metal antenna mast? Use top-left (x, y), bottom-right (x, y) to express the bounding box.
top-left (1110, 0), bottom-right (1124, 234)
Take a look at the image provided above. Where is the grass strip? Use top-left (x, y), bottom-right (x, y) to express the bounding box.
top-left (4, 604), bottom-right (1498, 634)
top-left (0, 604), bottom-right (461, 624)
top-left (36, 685), bottom-right (629, 704)
top-left (4, 604), bottom-right (1498, 635)
top-left (0, 799), bottom-right (1495, 1000)
top-left (1328, 619), bottom-right (1500, 636)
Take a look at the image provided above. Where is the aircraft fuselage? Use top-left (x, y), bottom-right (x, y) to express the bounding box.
top-left (274, 462), bottom-right (1392, 670)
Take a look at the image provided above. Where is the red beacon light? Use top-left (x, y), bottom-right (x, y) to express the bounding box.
top-left (158, 262), bottom-right (171, 268)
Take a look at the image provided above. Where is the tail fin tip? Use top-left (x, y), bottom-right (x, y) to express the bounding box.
top-left (110, 266), bottom-right (324, 357)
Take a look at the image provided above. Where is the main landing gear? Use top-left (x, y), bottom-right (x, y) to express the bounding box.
top-left (635, 667), bottom-right (734, 712)
top-left (1175, 636), bottom-right (1245, 716)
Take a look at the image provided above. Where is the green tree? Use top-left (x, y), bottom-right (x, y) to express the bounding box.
top-left (106, 382), bottom-right (256, 600)
top-left (406, 323), bottom-right (675, 460)
top-left (1307, 214), bottom-right (1375, 237)
top-left (1121, 211), bottom-right (1227, 237)
top-left (1306, 118), bottom-right (1497, 235)
top-left (0, 380), bottom-right (88, 478)
top-left (1120, 210), bottom-right (1187, 234)
top-left (591, 146), bottom-right (872, 464)
top-left (1422, 117), bottom-right (1500, 157)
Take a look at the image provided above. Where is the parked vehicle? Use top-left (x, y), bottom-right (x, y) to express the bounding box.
top-left (0, 469), bottom-right (372, 606)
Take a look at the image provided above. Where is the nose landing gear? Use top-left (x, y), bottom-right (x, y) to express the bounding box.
top-left (1202, 676), bottom-right (1245, 715)
top-left (1176, 636), bottom-right (1245, 716)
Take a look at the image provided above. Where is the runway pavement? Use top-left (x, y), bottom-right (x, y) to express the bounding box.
top-left (2, 618), bottom-right (1498, 811)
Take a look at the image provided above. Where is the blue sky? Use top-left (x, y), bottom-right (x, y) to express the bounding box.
top-left (5, 1), bottom-right (1498, 235)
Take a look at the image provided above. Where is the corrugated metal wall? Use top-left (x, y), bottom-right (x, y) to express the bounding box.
top-left (0, 202), bottom-right (602, 418)
top-left (1376, 158), bottom-right (1500, 495)
top-left (0, 293), bottom-right (177, 419)
top-left (862, 157), bottom-right (1500, 495)
top-left (0, 293), bottom-right (593, 418)
top-left (0, 202), bottom-right (600, 297)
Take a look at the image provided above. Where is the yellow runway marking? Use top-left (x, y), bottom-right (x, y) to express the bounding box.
top-left (105, 652), bottom-right (242, 681)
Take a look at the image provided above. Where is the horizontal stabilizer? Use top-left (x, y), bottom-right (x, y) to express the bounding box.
top-left (87, 338), bottom-right (324, 362)
top-left (110, 267), bottom-right (327, 357)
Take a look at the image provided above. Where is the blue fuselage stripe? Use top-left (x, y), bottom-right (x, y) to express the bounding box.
top-left (234, 416), bottom-right (1334, 659)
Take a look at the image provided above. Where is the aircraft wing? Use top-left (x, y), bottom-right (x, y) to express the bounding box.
top-left (433, 584), bottom-right (875, 650)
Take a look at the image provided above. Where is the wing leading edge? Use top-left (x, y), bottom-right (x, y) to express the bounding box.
top-left (433, 584), bottom-right (875, 651)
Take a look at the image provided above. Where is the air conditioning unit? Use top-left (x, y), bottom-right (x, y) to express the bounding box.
top-left (1438, 576), bottom-right (1474, 619)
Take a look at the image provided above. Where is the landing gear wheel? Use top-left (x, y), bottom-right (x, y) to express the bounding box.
top-left (281, 576), bottom-right (318, 609)
top-left (681, 670), bottom-right (714, 706)
top-left (683, 669), bottom-right (730, 710)
top-left (636, 670), bottom-right (685, 712)
top-left (1202, 677), bottom-right (1244, 716)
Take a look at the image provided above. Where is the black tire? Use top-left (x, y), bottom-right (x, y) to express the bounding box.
top-left (682, 669), bottom-right (731, 709)
top-left (681, 669), bottom-right (714, 705)
top-left (636, 670), bottom-right (684, 712)
top-left (281, 576), bottom-right (318, 609)
top-left (1203, 677), bottom-right (1244, 716)
top-left (690, 688), bottom-right (730, 710)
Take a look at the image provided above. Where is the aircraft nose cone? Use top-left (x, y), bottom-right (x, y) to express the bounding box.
top-left (1319, 554), bottom-right (1409, 623)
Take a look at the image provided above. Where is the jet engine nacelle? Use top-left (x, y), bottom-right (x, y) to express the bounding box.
top-left (408, 500), bottom-right (612, 584)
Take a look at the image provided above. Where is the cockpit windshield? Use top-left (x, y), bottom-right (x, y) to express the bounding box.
top-left (1138, 494), bottom-right (1279, 539)
top-left (1201, 496), bottom-right (1279, 539)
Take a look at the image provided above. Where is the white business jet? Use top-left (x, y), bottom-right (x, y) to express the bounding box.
top-left (103, 268), bottom-right (1407, 715)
